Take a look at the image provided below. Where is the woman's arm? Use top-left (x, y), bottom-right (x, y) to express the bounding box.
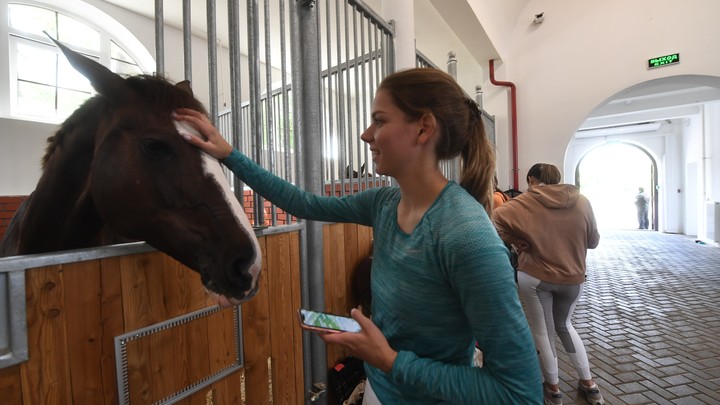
top-left (174, 108), bottom-right (376, 225)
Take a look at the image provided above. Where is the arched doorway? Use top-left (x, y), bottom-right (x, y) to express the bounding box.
top-left (566, 74), bottom-right (720, 238)
top-left (575, 142), bottom-right (657, 230)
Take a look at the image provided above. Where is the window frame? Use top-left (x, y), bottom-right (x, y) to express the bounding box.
top-left (1, 0), bottom-right (154, 123)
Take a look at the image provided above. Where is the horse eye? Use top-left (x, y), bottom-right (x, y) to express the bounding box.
top-left (141, 138), bottom-right (174, 160)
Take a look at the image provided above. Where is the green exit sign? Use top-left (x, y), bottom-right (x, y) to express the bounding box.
top-left (648, 53), bottom-right (680, 69)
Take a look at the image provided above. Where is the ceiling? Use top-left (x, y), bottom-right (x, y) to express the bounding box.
top-left (579, 75), bottom-right (720, 134)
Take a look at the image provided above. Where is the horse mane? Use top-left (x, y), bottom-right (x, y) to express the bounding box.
top-left (42, 74), bottom-right (207, 169)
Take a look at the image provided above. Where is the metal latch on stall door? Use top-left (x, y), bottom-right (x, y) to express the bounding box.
top-left (309, 382), bottom-right (327, 402)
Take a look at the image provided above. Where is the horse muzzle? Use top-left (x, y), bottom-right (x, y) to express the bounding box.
top-left (215, 283), bottom-right (259, 307)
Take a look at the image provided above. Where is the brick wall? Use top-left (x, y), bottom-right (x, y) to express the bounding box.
top-left (1, 182), bottom-right (387, 238)
top-left (0, 196), bottom-right (27, 240)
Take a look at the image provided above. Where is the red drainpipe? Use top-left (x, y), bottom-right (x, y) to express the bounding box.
top-left (488, 59), bottom-right (519, 191)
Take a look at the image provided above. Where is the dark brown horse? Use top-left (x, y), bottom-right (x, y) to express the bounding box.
top-left (0, 38), bottom-right (261, 306)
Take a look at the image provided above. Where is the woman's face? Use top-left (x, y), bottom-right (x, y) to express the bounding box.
top-left (360, 89), bottom-right (422, 176)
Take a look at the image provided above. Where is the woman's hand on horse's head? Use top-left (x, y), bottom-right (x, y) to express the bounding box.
top-left (174, 108), bottom-right (233, 160)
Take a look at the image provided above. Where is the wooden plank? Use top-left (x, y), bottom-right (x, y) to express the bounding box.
top-left (63, 260), bottom-right (105, 404)
top-left (99, 256), bottom-right (125, 404)
top-left (20, 265), bottom-right (73, 405)
top-left (158, 255), bottom-right (208, 317)
top-left (241, 236), bottom-right (272, 405)
top-left (0, 365), bottom-right (23, 405)
top-left (344, 223), bottom-right (360, 312)
top-left (289, 231), bottom-right (304, 404)
top-left (119, 252), bottom-right (170, 330)
top-left (324, 223), bottom-right (350, 366)
top-left (266, 232), bottom-right (298, 405)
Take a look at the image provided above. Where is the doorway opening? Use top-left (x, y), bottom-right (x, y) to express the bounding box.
top-left (575, 142), bottom-right (657, 230)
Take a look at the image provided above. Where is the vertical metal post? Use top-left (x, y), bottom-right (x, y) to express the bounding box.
top-left (247, 0), bottom-right (266, 226)
top-left (182, 0), bottom-right (192, 82)
top-left (228, 0), bottom-right (245, 201)
top-left (206, 0), bottom-right (218, 125)
top-left (475, 85), bottom-right (483, 111)
top-left (447, 51), bottom-right (457, 80)
top-left (154, 0), bottom-right (164, 75)
top-left (289, 2), bottom-right (313, 400)
top-left (263, 0), bottom-right (277, 226)
top-left (292, 0), bottom-right (326, 403)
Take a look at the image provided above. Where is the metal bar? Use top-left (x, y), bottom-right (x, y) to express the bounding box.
top-left (0, 242), bottom-right (155, 273)
top-left (294, 0), bottom-right (327, 402)
top-left (228, 0), bottom-right (246, 202)
top-left (279, 0), bottom-right (295, 223)
top-left (322, 0), bottom-right (333, 195)
top-left (352, 7), bottom-right (361, 192)
top-left (0, 271), bottom-right (27, 369)
top-left (115, 306), bottom-right (244, 405)
top-left (287, 1), bottom-right (313, 399)
top-left (154, 0), bottom-right (164, 75)
top-left (182, 0), bottom-right (192, 81)
top-left (347, 0), bottom-right (393, 34)
top-left (206, 0), bottom-right (218, 124)
top-left (247, 0), bottom-right (265, 226)
top-left (263, 0), bottom-right (277, 226)
top-left (335, 0), bottom-right (346, 195)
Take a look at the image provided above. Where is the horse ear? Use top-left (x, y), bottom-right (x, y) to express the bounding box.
top-left (44, 31), bottom-right (131, 103)
top-left (175, 80), bottom-right (194, 96)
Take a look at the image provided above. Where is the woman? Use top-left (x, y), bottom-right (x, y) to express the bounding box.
top-left (492, 175), bottom-right (510, 210)
top-left (175, 68), bottom-right (541, 404)
top-left (493, 163), bottom-right (604, 405)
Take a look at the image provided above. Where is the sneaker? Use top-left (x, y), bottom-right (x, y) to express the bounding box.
top-left (578, 382), bottom-right (605, 405)
top-left (543, 384), bottom-right (563, 405)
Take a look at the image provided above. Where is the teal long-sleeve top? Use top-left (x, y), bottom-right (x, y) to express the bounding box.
top-left (223, 150), bottom-right (542, 404)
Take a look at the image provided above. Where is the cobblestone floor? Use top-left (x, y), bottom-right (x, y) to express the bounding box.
top-left (556, 229), bottom-right (720, 405)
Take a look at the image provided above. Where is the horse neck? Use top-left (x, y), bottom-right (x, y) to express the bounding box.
top-left (17, 123), bottom-right (106, 254)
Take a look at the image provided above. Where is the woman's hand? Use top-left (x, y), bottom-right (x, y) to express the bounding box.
top-left (173, 108), bottom-right (233, 160)
top-left (320, 308), bottom-right (398, 373)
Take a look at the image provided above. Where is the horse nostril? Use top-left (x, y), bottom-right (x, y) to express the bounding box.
top-left (233, 257), bottom-right (254, 289)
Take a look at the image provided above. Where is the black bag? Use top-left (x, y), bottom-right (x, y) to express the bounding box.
top-left (328, 356), bottom-right (366, 404)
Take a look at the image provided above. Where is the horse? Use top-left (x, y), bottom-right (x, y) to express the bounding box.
top-left (0, 37), bottom-right (261, 307)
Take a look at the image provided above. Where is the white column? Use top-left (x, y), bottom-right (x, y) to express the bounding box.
top-left (382, 0), bottom-right (415, 70)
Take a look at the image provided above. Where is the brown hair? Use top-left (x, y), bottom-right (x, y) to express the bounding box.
top-left (526, 163), bottom-right (562, 185)
top-left (378, 68), bottom-right (496, 214)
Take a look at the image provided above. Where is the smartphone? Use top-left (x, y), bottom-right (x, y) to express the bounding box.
top-left (298, 309), bottom-right (361, 333)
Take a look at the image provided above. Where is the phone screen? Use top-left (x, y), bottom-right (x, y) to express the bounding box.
top-left (298, 309), bottom-right (361, 333)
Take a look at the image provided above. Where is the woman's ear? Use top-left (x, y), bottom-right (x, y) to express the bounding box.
top-left (417, 113), bottom-right (437, 144)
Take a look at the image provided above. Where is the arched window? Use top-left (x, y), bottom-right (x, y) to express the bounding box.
top-left (2, 0), bottom-right (154, 122)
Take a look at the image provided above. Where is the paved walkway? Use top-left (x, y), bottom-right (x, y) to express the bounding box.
top-left (557, 229), bottom-right (720, 404)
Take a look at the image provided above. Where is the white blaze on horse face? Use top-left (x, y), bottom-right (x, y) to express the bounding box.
top-left (174, 120), bottom-right (262, 301)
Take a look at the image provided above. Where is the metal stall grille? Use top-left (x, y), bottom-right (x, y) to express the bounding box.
top-left (212, 0), bottom-right (395, 225)
top-left (317, 0), bottom-right (395, 197)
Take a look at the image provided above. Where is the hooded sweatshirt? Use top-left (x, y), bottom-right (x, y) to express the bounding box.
top-left (493, 183), bottom-right (599, 285)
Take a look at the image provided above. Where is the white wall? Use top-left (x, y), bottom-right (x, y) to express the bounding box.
top-left (706, 101), bottom-right (720, 204)
top-left (683, 115), bottom-right (704, 236)
top-left (481, 0), bottom-right (720, 192)
top-left (0, 119), bottom-right (54, 195)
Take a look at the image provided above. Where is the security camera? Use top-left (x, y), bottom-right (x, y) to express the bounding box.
top-left (533, 12), bottom-right (545, 24)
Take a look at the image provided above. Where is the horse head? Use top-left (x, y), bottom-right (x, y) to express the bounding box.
top-left (8, 37), bottom-right (262, 306)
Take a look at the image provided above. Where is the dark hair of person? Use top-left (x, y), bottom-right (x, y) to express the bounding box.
top-left (526, 163), bottom-right (562, 185)
top-left (378, 68), bottom-right (496, 214)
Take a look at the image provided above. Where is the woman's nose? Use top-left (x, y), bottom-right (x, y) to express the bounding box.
top-left (360, 125), bottom-right (373, 143)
